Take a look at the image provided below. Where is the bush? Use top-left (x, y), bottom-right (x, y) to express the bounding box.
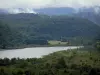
top-left (95, 41), bottom-right (100, 50)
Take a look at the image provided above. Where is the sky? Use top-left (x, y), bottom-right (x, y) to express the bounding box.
top-left (0, 0), bottom-right (100, 9)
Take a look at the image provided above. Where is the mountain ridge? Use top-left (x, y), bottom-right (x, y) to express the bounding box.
top-left (0, 14), bottom-right (99, 38)
top-left (0, 7), bottom-right (100, 26)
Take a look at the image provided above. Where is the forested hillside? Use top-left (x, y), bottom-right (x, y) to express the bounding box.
top-left (0, 14), bottom-right (100, 49)
top-left (0, 14), bottom-right (100, 37)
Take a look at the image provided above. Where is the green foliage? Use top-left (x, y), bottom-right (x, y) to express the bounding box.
top-left (0, 14), bottom-right (100, 38)
top-left (0, 48), bottom-right (100, 75)
top-left (0, 14), bottom-right (100, 48)
top-left (0, 21), bottom-right (11, 49)
top-left (95, 41), bottom-right (100, 50)
top-left (48, 40), bottom-right (68, 46)
top-left (94, 34), bottom-right (100, 50)
top-left (0, 21), bottom-right (48, 49)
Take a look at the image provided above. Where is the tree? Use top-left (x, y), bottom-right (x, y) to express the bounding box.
top-left (95, 41), bottom-right (100, 50)
top-left (0, 22), bottom-right (11, 49)
top-left (95, 34), bottom-right (100, 50)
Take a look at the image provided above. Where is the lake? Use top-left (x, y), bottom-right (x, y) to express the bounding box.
top-left (0, 46), bottom-right (82, 59)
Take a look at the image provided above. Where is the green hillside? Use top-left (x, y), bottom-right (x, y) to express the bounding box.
top-left (0, 14), bottom-right (100, 38)
top-left (0, 14), bottom-right (100, 48)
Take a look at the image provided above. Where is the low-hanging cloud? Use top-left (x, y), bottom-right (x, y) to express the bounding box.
top-left (0, 0), bottom-right (100, 8)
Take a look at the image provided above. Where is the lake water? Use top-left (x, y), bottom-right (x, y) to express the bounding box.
top-left (0, 46), bottom-right (82, 59)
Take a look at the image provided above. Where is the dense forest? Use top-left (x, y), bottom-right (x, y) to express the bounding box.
top-left (0, 14), bottom-right (100, 49)
top-left (0, 14), bottom-right (100, 37)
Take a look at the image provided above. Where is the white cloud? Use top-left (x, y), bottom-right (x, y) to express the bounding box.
top-left (7, 8), bottom-right (37, 14)
top-left (0, 0), bottom-right (100, 8)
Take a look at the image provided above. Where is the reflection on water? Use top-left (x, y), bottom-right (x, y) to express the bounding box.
top-left (0, 46), bottom-right (82, 59)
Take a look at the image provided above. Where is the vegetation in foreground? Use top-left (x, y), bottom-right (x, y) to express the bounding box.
top-left (0, 48), bottom-right (100, 75)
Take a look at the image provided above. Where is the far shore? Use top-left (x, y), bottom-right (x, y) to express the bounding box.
top-left (0, 45), bottom-right (83, 51)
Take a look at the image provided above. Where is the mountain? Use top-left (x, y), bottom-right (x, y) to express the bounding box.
top-left (75, 6), bottom-right (100, 26)
top-left (0, 7), bottom-right (76, 15)
top-left (0, 9), bottom-right (9, 14)
top-left (1, 7), bottom-right (100, 26)
top-left (0, 14), bottom-right (100, 38)
top-left (0, 7), bottom-right (100, 37)
top-left (34, 6), bottom-right (100, 26)
top-left (34, 7), bottom-right (76, 15)
top-left (0, 14), bottom-right (100, 48)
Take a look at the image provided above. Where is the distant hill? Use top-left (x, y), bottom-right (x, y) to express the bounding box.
top-left (0, 7), bottom-right (75, 15)
top-left (0, 14), bottom-right (100, 39)
top-left (0, 14), bottom-right (100, 48)
top-left (35, 6), bottom-right (100, 26)
top-left (1, 7), bottom-right (100, 26)
top-left (34, 7), bottom-right (76, 15)
top-left (74, 6), bottom-right (100, 26)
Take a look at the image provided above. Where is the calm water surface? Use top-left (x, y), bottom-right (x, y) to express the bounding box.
top-left (0, 46), bottom-right (82, 59)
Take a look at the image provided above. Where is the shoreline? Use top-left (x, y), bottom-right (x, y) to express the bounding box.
top-left (0, 45), bottom-right (83, 51)
top-left (0, 46), bottom-right (84, 59)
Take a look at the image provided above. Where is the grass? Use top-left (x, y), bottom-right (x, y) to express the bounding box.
top-left (43, 47), bottom-right (100, 68)
top-left (48, 40), bottom-right (68, 45)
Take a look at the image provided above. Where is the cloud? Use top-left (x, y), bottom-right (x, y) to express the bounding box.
top-left (0, 0), bottom-right (100, 8)
top-left (7, 8), bottom-right (37, 14)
